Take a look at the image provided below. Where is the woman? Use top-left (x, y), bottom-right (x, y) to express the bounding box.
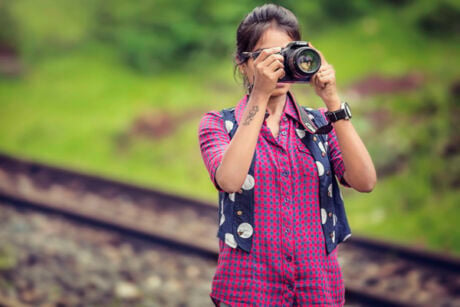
top-left (198, 4), bottom-right (376, 306)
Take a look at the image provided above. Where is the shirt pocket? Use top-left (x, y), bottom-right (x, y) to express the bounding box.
top-left (295, 143), bottom-right (318, 179)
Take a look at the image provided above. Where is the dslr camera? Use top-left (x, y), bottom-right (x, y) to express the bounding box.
top-left (278, 41), bottom-right (321, 83)
top-left (243, 41), bottom-right (321, 83)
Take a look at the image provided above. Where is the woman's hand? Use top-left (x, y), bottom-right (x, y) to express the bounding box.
top-left (251, 47), bottom-right (285, 98)
top-left (309, 43), bottom-right (341, 110)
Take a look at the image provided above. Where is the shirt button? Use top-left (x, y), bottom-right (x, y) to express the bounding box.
top-left (283, 116), bottom-right (288, 122)
top-left (287, 284), bottom-right (293, 291)
top-left (286, 255), bottom-right (292, 262)
top-left (326, 170), bottom-right (331, 176)
top-left (237, 210), bottom-right (243, 216)
top-left (328, 212), bottom-right (333, 217)
top-left (321, 152), bottom-right (326, 157)
top-left (281, 131), bottom-right (287, 136)
top-left (313, 136), bottom-right (317, 142)
top-left (281, 171), bottom-right (289, 177)
top-left (285, 228), bottom-right (290, 234)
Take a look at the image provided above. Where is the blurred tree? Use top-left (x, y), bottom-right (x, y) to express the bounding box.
top-left (1, 0), bottom-right (426, 72)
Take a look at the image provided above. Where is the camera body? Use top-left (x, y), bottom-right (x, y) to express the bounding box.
top-left (278, 41), bottom-right (322, 83)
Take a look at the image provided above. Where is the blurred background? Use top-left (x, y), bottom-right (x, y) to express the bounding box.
top-left (0, 0), bottom-right (459, 306)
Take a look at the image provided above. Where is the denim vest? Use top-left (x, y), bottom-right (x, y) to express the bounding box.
top-left (217, 102), bottom-right (352, 255)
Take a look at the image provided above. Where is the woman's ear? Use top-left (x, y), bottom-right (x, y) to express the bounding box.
top-left (238, 65), bottom-right (244, 75)
top-left (238, 63), bottom-right (247, 76)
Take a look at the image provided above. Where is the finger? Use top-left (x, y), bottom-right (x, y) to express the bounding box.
top-left (268, 59), bottom-right (284, 71)
top-left (311, 73), bottom-right (317, 86)
top-left (254, 47), bottom-right (282, 63)
top-left (319, 74), bottom-right (335, 87)
top-left (314, 66), bottom-right (333, 85)
top-left (317, 64), bottom-right (331, 73)
top-left (274, 68), bottom-right (285, 80)
top-left (318, 64), bottom-right (333, 74)
top-left (261, 53), bottom-right (283, 67)
top-left (318, 71), bottom-right (335, 82)
top-left (314, 73), bottom-right (321, 88)
top-left (310, 76), bottom-right (316, 88)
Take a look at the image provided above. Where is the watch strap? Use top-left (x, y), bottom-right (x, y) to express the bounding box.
top-left (325, 102), bottom-right (351, 122)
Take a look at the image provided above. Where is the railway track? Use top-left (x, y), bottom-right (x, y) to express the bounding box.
top-left (0, 152), bottom-right (458, 306)
top-left (0, 200), bottom-right (217, 306)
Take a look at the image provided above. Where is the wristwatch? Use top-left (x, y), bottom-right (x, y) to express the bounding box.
top-left (325, 102), bottom-right (352, 123)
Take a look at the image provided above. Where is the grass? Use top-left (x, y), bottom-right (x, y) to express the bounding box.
top-left (0, 8), bottom-right (459, 255)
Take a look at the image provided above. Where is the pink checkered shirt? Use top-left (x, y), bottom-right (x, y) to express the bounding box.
top-left (198, 93), bottom-right (350, 306)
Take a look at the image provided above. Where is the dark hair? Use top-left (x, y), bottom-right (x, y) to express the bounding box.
top-left (234, 4), bottom-right (301, 91)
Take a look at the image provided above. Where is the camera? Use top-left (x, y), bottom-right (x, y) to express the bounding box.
top-left (278, 41), bottom-right (321, 83)
top-left (242, 41), bottom-right (322, 83)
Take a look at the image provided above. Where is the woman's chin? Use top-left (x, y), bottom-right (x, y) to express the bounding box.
top-left (271, 84), bottom-right (290, 97)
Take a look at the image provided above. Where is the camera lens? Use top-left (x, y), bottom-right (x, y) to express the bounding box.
top-left (286, 47), bottom-right (321, 79)
top-left (295, 48), bottom-right (321, 74)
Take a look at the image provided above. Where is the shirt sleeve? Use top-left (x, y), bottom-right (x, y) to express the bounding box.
top-left (319, 107), bottom-right (351, 188)
top-left (198, 110), bottom-right (230, 192)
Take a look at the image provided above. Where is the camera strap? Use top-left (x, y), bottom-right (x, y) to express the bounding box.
top-left (289, 91), bottom-right (333, 135)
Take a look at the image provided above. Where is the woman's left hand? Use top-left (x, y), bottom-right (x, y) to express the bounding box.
top-left (309, 42), bottom-right (340, 109)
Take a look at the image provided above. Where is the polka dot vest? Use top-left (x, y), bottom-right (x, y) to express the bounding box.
top-left (217, 93), bottom-right (352, 255)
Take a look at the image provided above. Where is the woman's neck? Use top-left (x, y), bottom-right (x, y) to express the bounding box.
top-left (266, 93), bottom-right (287, 118)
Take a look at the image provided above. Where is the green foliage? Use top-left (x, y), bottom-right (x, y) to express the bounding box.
top-left (2, 0), bottom-right (441, 71)
top-left (1, 0), bottom-right (97, 57)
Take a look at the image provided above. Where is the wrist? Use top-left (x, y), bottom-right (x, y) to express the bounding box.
top-left (250, 89), bottom-right (270, 104)
top-left (324, 95), bottom-right (341, 111)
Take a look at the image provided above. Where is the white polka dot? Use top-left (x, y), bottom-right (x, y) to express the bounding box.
top-left (316, 161), bottom-right (324, 176)
top-left (225, 120), bottom-right (234, 133)
top-left (306, 123), bottom-right (316, 133)
top-left (225, 233), bottom-right (237, 248)
top-left (308, 113), bottom-right (315, 120)
top-left (295, 128), bottom-right (306, 139)
top-left (321, 208), bottom-right (327, 224)
top-left (318, 142), bottom-right (326, 153)
top-left (229, 192), bottom-right (235, 202)
top-left (328, 184), bottom-right (333, 198)
top-left (237, 222), bottom-right (253, 238)
top-left (333, 213), bottom-right (337, 226)
top-left (343, 233), bottom-right (352, 242)
top-left (219, 199), bottom-right (225, 226)
top-left (242, 174), bottom-right (255, 190)
top-left (219, 213), bottom-right (225, 226)
top-left (331, 231), bottom-right (335, 243)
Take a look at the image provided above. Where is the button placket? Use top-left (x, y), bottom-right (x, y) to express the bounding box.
top-left (278, 151), bottom-right (295, 287)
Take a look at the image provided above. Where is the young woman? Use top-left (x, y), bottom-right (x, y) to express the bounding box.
top-left (198, 4), bottom-right (376, 306)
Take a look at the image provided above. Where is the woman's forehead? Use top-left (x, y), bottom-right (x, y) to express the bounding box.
top-left (252, 27), bottom-right (294, 51)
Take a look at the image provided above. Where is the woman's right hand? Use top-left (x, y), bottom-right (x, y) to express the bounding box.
top-left (251, 47), bottom-right (285, 97)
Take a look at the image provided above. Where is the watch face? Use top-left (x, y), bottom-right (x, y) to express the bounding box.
top-left (344, 102), bottom-right (352, 118)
